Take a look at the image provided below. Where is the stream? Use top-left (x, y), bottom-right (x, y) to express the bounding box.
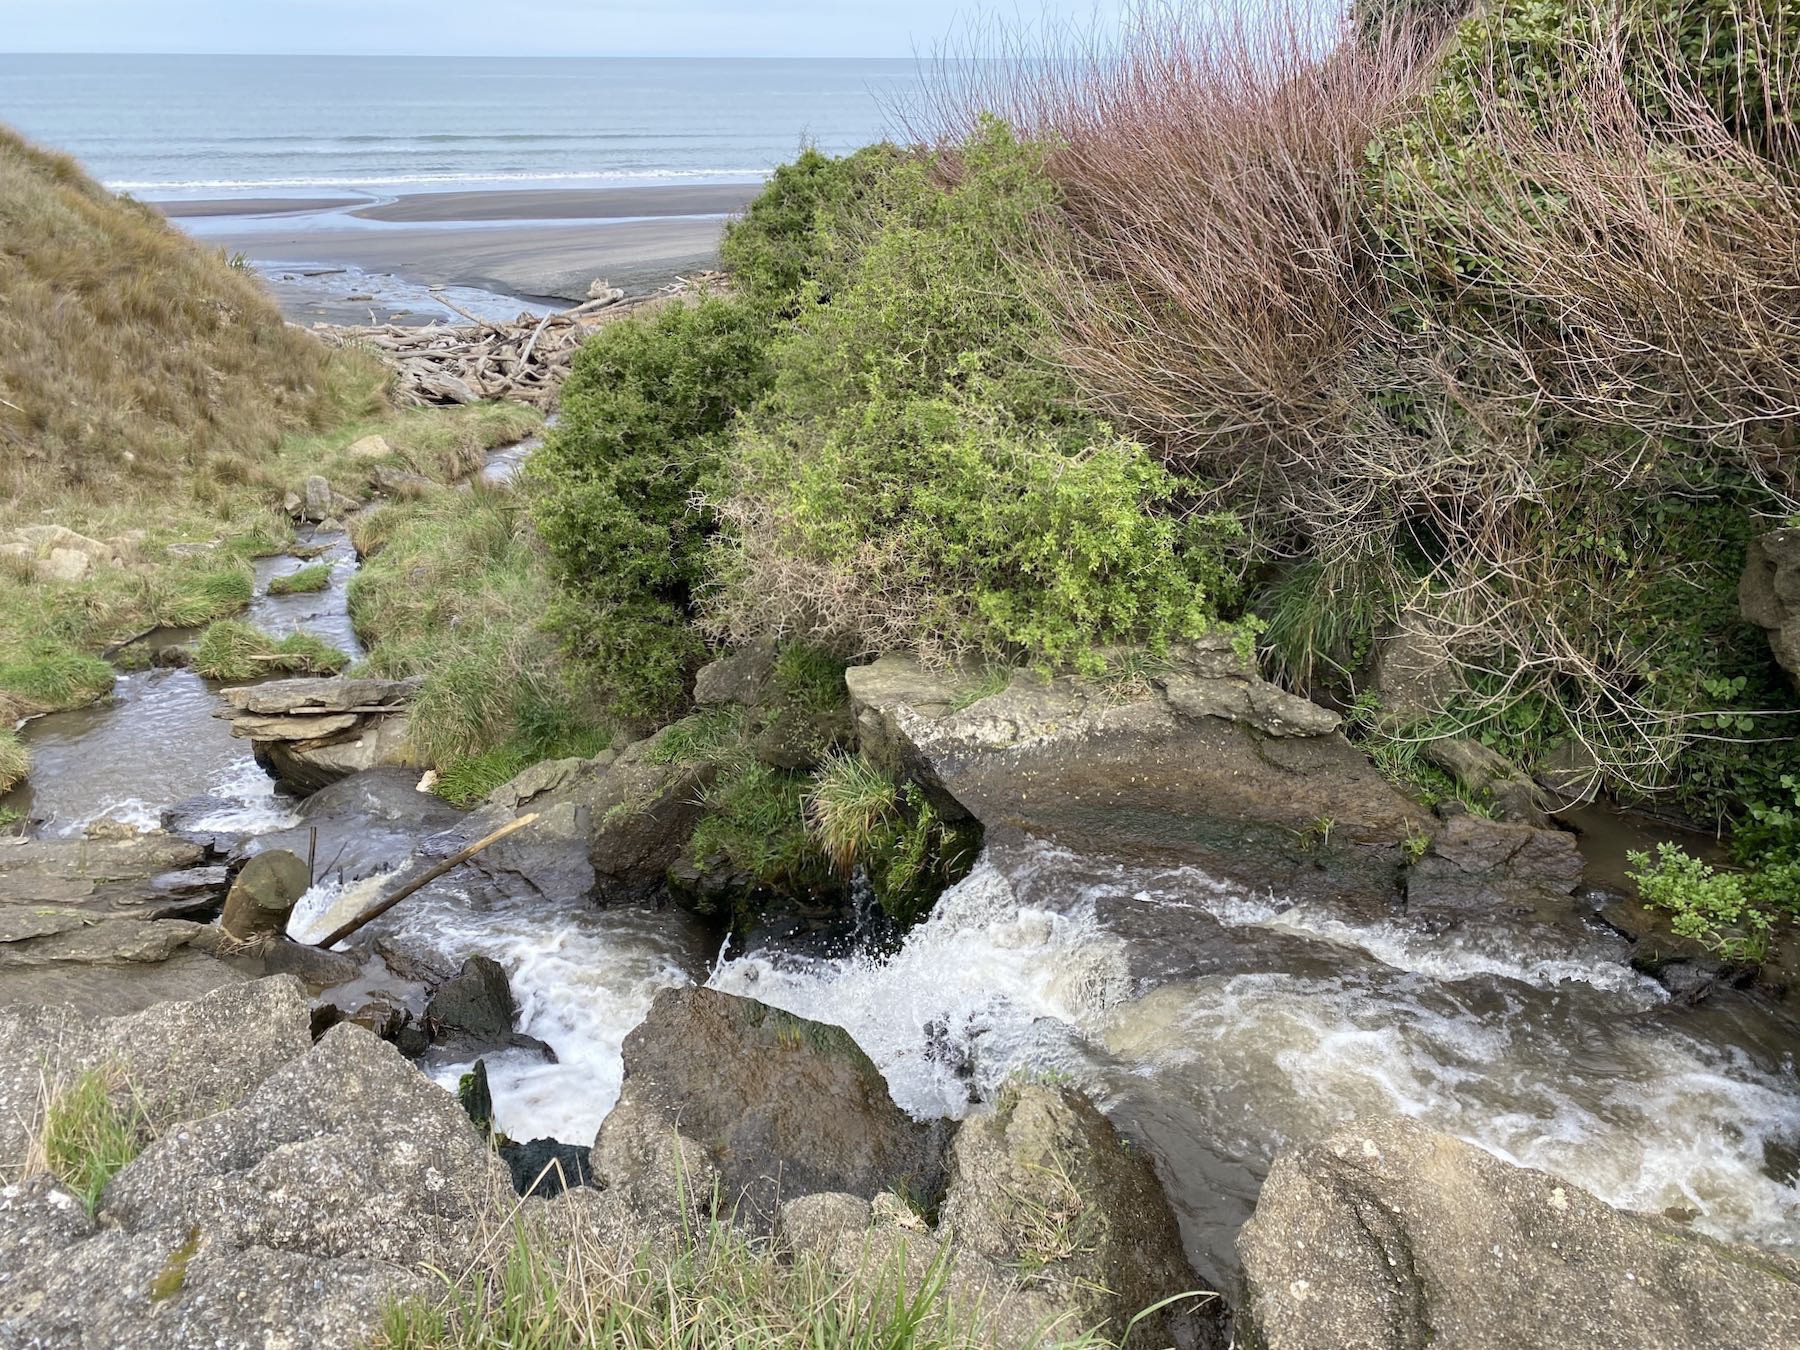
top-left (5, 436), bottom-right (1799, 1293)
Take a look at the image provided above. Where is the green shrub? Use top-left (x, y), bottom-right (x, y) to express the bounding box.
top-left (720, 142), bottom-right (904, 312)
top-left (527, 295), bottom-right (774, 721)
top-left (266, 562), bottom-right (331, 595)
top-left (1626, 843), bottom-right (1776, 965)
top-left (41, 1068), bottom-right (146, 1214)
top-left (192, 620), bottom-right (346, 681)
top-left (715, 397), bottom-right (1236, 670)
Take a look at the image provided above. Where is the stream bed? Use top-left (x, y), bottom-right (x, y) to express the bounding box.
top-left (5, 436), bottom-right (1798, 1293)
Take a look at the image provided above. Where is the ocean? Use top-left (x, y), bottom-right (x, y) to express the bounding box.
top-left (0, 53), bottom-right (925, 199)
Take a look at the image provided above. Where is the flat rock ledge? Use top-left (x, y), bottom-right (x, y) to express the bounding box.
top-left (846, 638), bottom-right (1431, 903)
top-left (1238, 1115), bottom-right (1800, 1350)
top-left (217, 675), bottom-right (421, 794)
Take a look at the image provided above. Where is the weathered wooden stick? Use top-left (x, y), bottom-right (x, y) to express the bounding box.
top-left (313, 812), bottom-right (539, 949)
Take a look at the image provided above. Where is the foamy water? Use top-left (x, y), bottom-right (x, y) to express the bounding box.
top-left (706, 841), bottom-right (1800, 1277)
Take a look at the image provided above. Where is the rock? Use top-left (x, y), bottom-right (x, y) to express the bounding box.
top-left (426, 954), bottom-right (516, 1040)
top-left (693, 637), bottom-right (779, 707)
top-left (346, 433), bottom-right (394, 460)
top-left (38, 546), bottom-right (91, 583)
top-left (753, 699), bottom-right (853, 772)
top-left (846, 643), bottom-right (1428, 904)
top-left (486, 754), bottom-right (592, 810)
top-left (372, 464), bottom-right (435, 499)
top-left (1406, 812), bottom-right (1583, 914)
top-left (526, 736), bottom-right (718, 904)
top-left (1422, 737), bottom-right (1546, 824)
top-left (225, 710), bottom-right (362, 741)
top-left (1741, 526), bottom-right (1800, 687)
top-left (317, 515), bottom-right (347, 534)
top-left (0, 976), bottom-right (311, 1168)
top-left (1238, 1115), bottom-right (1800, 1350)
top-left (595, 987), bottom-right (947, 1230)
top-left (302, 474), bottom-right (334, 522)
top-left (102, 1023), bottom-right (512, 1265)
top-left (217, 677), bottom-right (423, 793)
top-left (940, 1082), bottom-right (1215, 1348)
top-left (1536, 737), bottom-right (1603, 806)
top-left (219, 848), bottom-right (312, 941)
top-left (448, 799), bottom-right (596, 905)
top-left (1370, 607), bottom-right (1458, 724)
top-left (282, 489), bottom-right (304, 516)
top-left (500, 1137), bottom-right (594, 1198)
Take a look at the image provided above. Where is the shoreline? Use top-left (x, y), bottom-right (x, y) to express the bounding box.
top-left (169, 186), bottom-right (758, 318)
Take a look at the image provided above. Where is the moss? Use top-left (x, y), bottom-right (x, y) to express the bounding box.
top-left (150, 1226), bottom-right (200, 1302)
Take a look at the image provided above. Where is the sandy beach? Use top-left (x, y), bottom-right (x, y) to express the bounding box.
top-left (171, 183), bottom-right (761, 322)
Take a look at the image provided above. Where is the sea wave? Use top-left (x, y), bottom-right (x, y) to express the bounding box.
top-left (107, 167), bottom-right (776, 192)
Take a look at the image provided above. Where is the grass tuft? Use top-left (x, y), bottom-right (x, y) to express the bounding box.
top-left (192, 620), bottom-right (346, 681)
top-left (807, 751), bottom-right (900, 873)
top-left (41, 1068), bottom-right (146, 1215)
top-left (266, 562), bottom-right (332, 596)
top-left (0, 727), bottom-right (29, 793)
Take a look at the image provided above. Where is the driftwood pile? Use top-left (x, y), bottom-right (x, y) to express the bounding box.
top-left (317, 273), bottom-right (724, 408)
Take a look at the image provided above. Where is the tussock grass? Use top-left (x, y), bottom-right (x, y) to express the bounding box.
top-left (266, 562), bottom-right (332, 596)
top-left (192, 620), bottom-right (347, 681)
top-left (808, 751), bottom-right (901, 873)
top-left (39, 1068), bottom-right (146, 1215)
top-left (0, 127), bottom-right (388, 507)
top-left (0, 727), bottom-right (28, 793)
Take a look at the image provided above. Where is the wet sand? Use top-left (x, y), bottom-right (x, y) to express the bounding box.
top-left (174, 184), bottom-right (759, 311)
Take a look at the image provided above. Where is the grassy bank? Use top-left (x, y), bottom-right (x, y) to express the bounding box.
top-left (348, 480), bottom-right (605, 806)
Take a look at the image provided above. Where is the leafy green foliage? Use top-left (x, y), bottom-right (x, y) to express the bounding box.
top-left (719, 142), bottom-right (903, 313)
top-left (527, 295), bottom-right (774, 721)
top-left (42, 1069), bottom-right (146, 1215)
top-left (1627, 843), bottom-right (1776, 964)
top-left (191, 620), bottom-right (346, 681)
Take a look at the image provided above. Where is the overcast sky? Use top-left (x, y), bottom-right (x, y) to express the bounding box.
top-left (0, 1), bottom-right (1133, 59)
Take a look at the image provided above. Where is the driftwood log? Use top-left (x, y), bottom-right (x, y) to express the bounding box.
top-left (313, 273), bottom-right (724, 408)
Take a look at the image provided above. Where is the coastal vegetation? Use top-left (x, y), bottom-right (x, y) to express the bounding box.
top-left (498, 0), bottom-right (1800, 945)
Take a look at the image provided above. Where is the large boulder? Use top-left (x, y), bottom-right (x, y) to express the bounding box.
top-left (939, 1081), bottom-right (1218, 1349)
top-left (1238, 1115), bottom-right (1800, 1350)
top-left (846, 640), bottom-right (1429, 902)
top-left (594, 987), bottom-right (947, 1230)
top-left (1741, 526), bottom-right (1800, 687)
top-left (0, 977), bottom-right (311, 1172)
top-left (2, 1019), bottom-right (508, 1348)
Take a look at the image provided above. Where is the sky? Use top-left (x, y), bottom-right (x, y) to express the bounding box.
top-left (0, 1), bottom-right (1132, 59)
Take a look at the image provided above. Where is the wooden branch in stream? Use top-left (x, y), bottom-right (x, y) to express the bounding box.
top-left (313, 812), bottom-right (540, 949)
top-left (312, 272), bottom-right (726, 408)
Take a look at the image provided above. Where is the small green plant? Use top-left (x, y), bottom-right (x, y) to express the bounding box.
top-left (1627, 844), bottom-right (1775, 965)
top-left (191, 621), bottom-right (347, 681)
top-left (1402, 829), bottom-right (1432, 865)
top-left (266, 562), bottom-right (331, 596)
top-left (41, 1068), bottom-right (146, 1214)
top-left (772, 643), bottom-right (846, 716)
